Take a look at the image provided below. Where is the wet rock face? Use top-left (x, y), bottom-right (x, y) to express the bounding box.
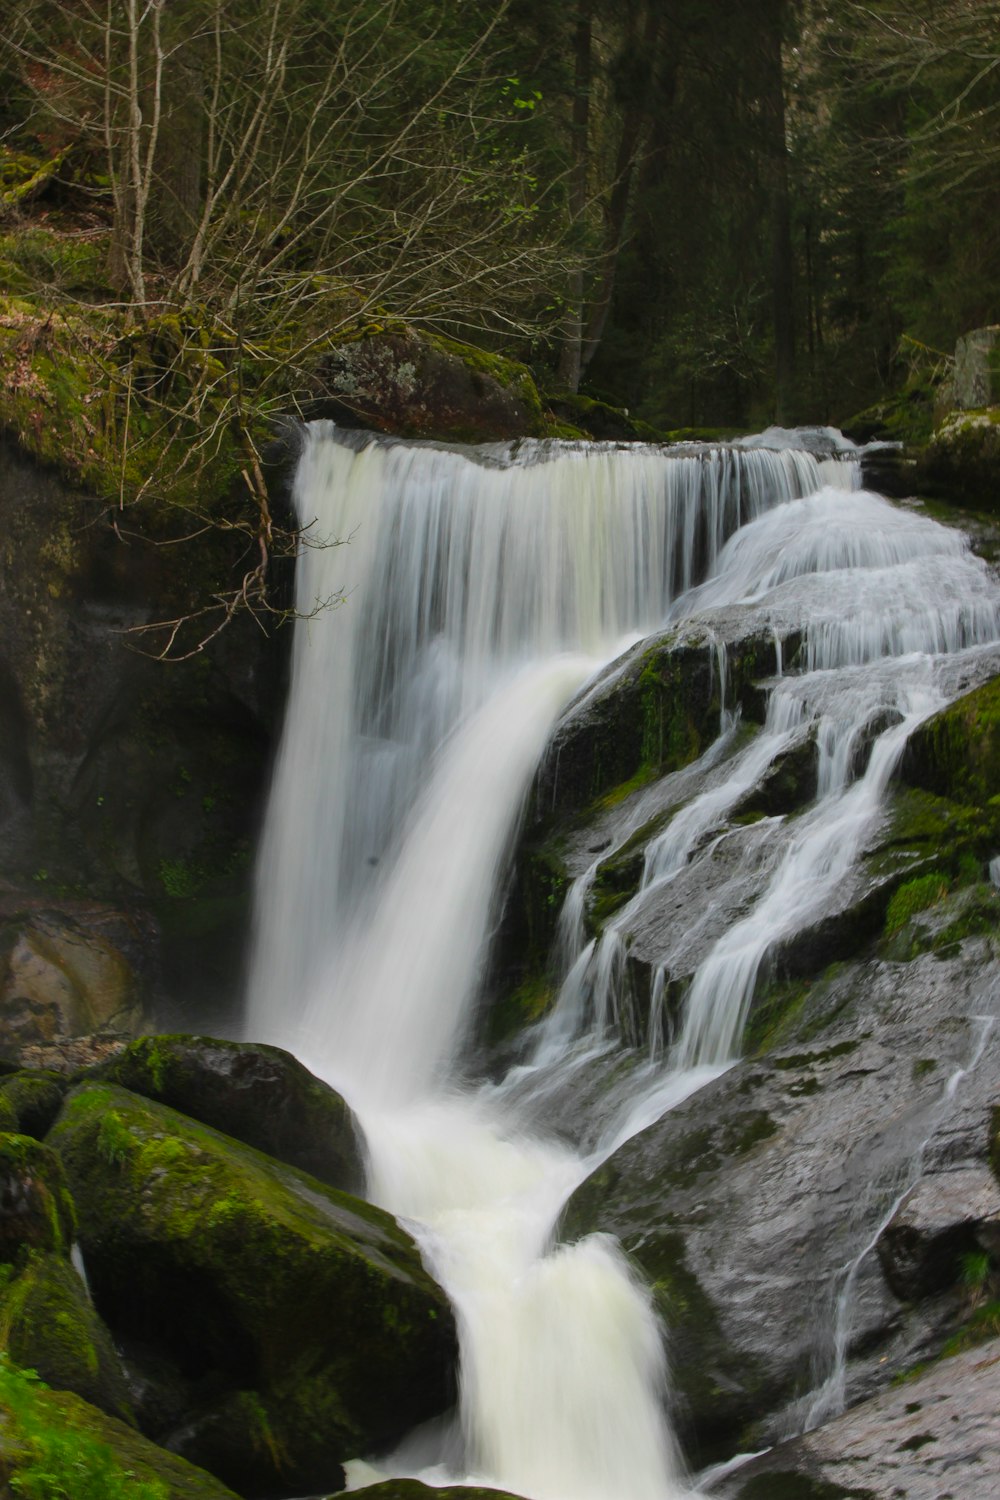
top-left (0, 437), bottom-right (287, 1036)
top-left (48, 1082), bottom-right (457, 1497)
top-left (97, 1033), bottom-right (366, 1193)
top-left (877, 1168), bottom-right (1000, 1301)
top-left (559, 943), bottom-right (1000, 1466)
top-left (719, 1338), bottom-right (1000, 1500)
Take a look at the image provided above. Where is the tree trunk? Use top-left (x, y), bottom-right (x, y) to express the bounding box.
top-left (557, 4), bottom-right (592, 393)
top-left (761, 1), bottom-right (795, 421)
top-left (579, 3), bottom-right (664, 381)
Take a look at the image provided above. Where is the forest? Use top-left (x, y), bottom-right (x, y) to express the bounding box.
top-left (2, 0), bottom-right (998, 438)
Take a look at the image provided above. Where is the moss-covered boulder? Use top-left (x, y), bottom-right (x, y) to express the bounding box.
top-left (48, 1083), bottom-right (457, 1496)
top-left (0, 1067), bottom-right (68, 1138)
top-left (97, 1034), bottom-right (365, 1193)
top-left (0, 1356), bottom-right (239, 1500)
top-left (0, 1132), bottom-right (76, 1263)
top-left (919, 406), bottom-right (1000, 511)
top-left (901, 672), bottom-right (1000, 807)
top-left (0, 1250), bottom-right (133, 1421)
top-left (314, 329), bottom-right (547, 442)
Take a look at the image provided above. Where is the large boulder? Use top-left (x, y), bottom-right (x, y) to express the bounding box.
top-left (97, 1034), bottom-right (365, 1193)
top-left (314, 330), bottom-right (547, 442)
top-left (48, 1082), bottom-right (457, 1497)
top-left (953, 325), bottom-right (1000, 410)
top-left (0, 1066), bottom-right (68, 1138)
top-left (919, 407), bottom-right (1000, 512)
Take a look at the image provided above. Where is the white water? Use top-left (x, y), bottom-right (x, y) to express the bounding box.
top-left (246, 426), bottom-right (1000, 1499)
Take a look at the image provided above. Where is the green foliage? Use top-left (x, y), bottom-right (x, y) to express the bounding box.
top-left (0, 1356), bottom-right (167, 1500)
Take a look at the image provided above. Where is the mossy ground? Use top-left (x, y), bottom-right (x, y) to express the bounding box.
top-left (0, 1354), bottom-right (238, 1499)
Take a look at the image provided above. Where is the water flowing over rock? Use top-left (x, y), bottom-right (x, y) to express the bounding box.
top-left (242, 422), bottom-right (1000, 1497)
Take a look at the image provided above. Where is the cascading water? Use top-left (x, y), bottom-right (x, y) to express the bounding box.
top-left (247, 424), bottom-right (1000, 1498)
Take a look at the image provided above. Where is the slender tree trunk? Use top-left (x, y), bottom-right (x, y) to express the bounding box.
top-left (579, 3), bottom-right (664, 380)
top-left (557, 4), bottom-right (592, 393)
top-left (761, 1), bottom-right (795, 421)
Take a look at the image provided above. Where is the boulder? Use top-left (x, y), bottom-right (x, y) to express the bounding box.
top-left (0, 907), bottom-right (142, 1047)
top-left (953, 325), bottom-right (1000, 410)
top-left (901, 671), bottom-right (1000, 807)
top-left (314, 330), bottom-right (546, 442)
top-left (718, 1338), bottom-right (1000, 1499)
top-left (0, 1250), bottom-right (133, 1421)
top-left (97, 1034), bottom-right (365, 1193)
top-left (0, 1132), bottom-right (76, 1263)
top-left (919, 407), bottom-right (1000, 512)
top-left (0, 1362), bottom-right (239, 1500)
top-left (0, 1067), bottom-right (68, 1138)
top-left (48, 1083), bottom-right (457, 1497)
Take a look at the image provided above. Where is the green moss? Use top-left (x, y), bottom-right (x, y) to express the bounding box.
top-left (744, 977), bottom-right (811, 1055)
top-left (0, 1357), bottom-right (164, 1500)
top-left (0, 1252), bottom-right (134, 1422)
top-left (913, 1058), bottom-right (937, 1079)
top-left (0, 1355), bottom-right (237, 1498)
top-left (0, 1134), bottom-right (77, 1263)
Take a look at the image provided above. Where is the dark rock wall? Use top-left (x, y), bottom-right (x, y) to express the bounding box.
top-left (0, 437), bottom-right (291, 1043)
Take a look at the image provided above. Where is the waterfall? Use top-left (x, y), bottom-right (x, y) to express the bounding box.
top-left (246, 425), bottom-right (1000, 1499)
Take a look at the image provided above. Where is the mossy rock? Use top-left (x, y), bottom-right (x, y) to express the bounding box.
top-left (0, 1132), bottom-right (76, 1264)
top-left (0, 1250), bottom-right (133, 1421)
top-left (919, 406), bottom-right (1000, 511)
top-left (0, 1068), bottom-right (69, 1138)
top-left (530, 627), bottom-right (778, 827)
top-left (314, 328), bottom-right (547, 442)
top-left (48, 1083), bottom-right (457, 1496)
top-left (901, 672), bottom-right (1000, 807)
top-left (96, 1034), bottom-right (365, 1193)
top-left (0, 1357), bottom-right (240, 1499)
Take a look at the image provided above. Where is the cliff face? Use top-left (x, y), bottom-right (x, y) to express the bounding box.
top-left (0, 436), bottom-right (289, 1046)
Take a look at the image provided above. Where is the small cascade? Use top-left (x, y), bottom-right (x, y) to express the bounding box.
top-left (247, 423), bottom-right (1000, 1499)
top-left (798, 1014), bottom-right (996, 1432)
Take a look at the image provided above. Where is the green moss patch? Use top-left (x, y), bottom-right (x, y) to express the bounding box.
top-left (0, 1355), bottom-right (237, 1499)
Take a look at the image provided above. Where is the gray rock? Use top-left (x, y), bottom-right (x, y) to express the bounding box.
top-left (560, 942), bottom-right (1000, 1465)
top-left (877, 1166), bottom-right (1000, 1301)
top-left (718, 1338), bottom-right (1000, 1499)
top-left (953, 325), bottom-right (1000, 410)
